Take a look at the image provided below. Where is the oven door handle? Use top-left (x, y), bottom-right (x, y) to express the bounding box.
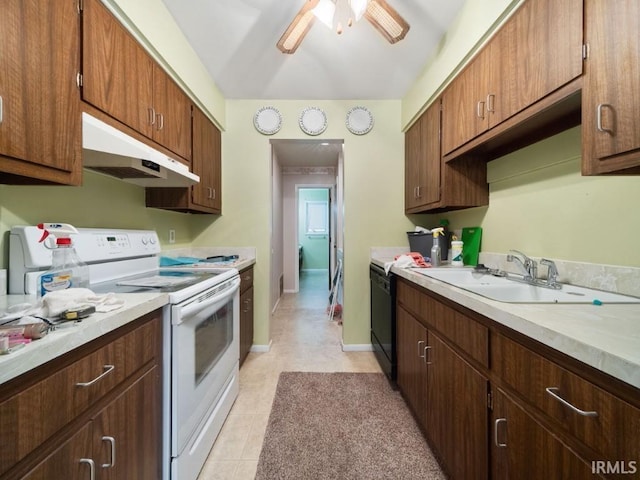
top-left (175, 277), bottom-right (240, 321)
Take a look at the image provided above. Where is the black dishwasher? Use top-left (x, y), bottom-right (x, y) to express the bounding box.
top-left (370, 263), bottom-right (396, 383)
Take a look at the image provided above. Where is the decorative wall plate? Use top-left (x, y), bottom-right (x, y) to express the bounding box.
top-left (299, 107), bottom-right (327, 136)
top-left (254, 106), bottom-right (282, 135)
top-left (346, 106), bottom-right (374, 135)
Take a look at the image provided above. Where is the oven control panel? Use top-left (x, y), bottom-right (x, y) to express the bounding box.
top-left (9, 226), bottom-right (161, 267)
top-left (85, 230), bottom-right (159, 258)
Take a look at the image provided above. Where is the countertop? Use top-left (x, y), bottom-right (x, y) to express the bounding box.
top-left (0, 292), bottom-right (168, 385)
top-left (371, 256), bottom-right (640, 390)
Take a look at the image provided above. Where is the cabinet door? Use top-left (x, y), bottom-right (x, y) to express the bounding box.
top-left (583, 0), bottom-right (640, 174)
top-left (0, 0), bottom-right (81, 185)
top-left (240, 285), bottom-right (254, 366)
top-left (508, 0), bottom-right (583, 121)
top-left (93, 366), bottom-right (161, 480)
top-left (82, 0), bottom-right (154, 138)
top-left (405, 102), bottom-right (441, 212)
top-left (21, 423), bottom-right (93, 480)
top-left (191, 106), bottom-right (221, 212)
top-left (404, 115), bottom-right (423, 211)
top-left (426, 332), bottom-right (488, 480)
top-left (441, 53), bottom-right (489, 155)
top-left (492, 388), bottom-right (598, 480)
top-left (396, 306), bottom-right (427, 427)
top-left (152, 65), bottom-right (192, 161)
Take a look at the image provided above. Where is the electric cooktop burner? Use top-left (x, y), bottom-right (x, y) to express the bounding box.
top-left (92, 269), bottom-right (229, 295)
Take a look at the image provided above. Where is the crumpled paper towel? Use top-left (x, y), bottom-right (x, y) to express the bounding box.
top-left (23, 288), bottom-right (125, 319)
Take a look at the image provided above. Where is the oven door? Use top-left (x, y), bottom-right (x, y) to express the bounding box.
top-left (171, 275), bottom-right (240, 455)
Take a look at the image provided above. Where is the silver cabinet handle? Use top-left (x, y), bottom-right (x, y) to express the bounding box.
top-left (596, 103), bottom-right (614, 134)
top-left (0, 95), bottom-right (4, 125)
top-left (156, 113), bottom-right (165, 131)
top-left (416, 186), bottom-right (421, 198)
top-left (476, 100), bottom-right (485, 119)
top-left (243, 298), bottom-right (251, 313)
top-left (417, 340), bottom-right (425, 358)
top-left (101, 436), bottom-right (116, 468)
top-left (494, 418), bottom-right (507, 447)
top-left (79, 458), bottom-right (96, 480)
top-left (423, 345), bottom-right (432, 365)
top-left (207, 187), bottom-right (214, 199)
top-left (486, 94), bottom-right (495, 113)
top-left (75, 365), bottom-right (115, 387)
top-left (148, 107), bottom-right (156, 126)
top-left (545, 387), bottom-right (598, 417)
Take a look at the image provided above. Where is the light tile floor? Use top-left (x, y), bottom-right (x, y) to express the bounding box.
top-left (197, 270), bottom-right (382, 480)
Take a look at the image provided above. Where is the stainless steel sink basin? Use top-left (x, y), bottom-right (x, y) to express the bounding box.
top-left (413, 268), bottom-right (640, 304)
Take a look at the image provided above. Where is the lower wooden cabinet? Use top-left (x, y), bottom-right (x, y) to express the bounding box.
top-left (397, 294), bottom-right (488, 479)
top-left (491, 388), bottom-right (599, 480)
top-left (239, 266), bottom-right (254, 367)
top-left (396, 277), bottom-right (640, 479)
top-left (0, 311), bottom-right (162, 479)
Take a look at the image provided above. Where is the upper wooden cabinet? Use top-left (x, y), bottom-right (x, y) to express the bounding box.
top-left (405, 99), bottom-right (488, 214)
top-left (146, 105), bottom-right (222, 214)
top-left (442, 0), bottom-right (583, 159)
top-left (191, 106), bottom-right (222, 212)
top-left (582, 0), bottom-right (640, 175)
top-left (0, 0), bottom-right (82, 185)
top-left (82, 0), bottom-right (192, 163)
top-left (405, 105), bottom-right (438, 212)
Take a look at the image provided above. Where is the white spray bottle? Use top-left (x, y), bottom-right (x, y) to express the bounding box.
top-left (430, 227), bottom-right (445, 267)
top-left (37, 223), bottom-right (90, 297)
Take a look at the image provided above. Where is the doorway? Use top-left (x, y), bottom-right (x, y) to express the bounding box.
top-left (269, 139), bottom-right (343, 313)
top-left (298, 186), bottom-right (331, 289)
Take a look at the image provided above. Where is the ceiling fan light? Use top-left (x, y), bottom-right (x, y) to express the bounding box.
top-left (313, 0), bottom-right (336, 29)
top-left (365, 0), bottom-right (409, 43)
top-left (349, 0), bottom-right (369, 22)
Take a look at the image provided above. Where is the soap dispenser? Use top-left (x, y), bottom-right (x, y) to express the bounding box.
top-left (430, 227), bottom-right (444, 267)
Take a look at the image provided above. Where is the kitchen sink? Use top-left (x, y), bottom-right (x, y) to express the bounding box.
top-left (413, 267), bottom-right (640, 304)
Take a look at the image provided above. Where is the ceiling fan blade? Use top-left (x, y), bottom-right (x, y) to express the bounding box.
top-left (364, 0), bottom-right (410, 44)
top-left (277, 0), bottom-right (320, 54)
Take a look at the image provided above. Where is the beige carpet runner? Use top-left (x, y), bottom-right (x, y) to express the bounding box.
top-left (255, 372), bottom-right (446, 479)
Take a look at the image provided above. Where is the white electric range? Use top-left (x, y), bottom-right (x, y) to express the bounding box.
top-left (8, 226), bottom-right (240, 480)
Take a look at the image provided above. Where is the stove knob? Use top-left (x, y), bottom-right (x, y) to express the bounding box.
top-left (149, 236), bottom-right (157, 244)
top-left (141, 237), bottom-right (148, 245)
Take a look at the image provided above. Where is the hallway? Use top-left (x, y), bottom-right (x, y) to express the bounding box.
top-left (197, 270), bottom-right (381, 479)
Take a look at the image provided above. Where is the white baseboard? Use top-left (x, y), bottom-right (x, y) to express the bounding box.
top-left (341, 342), bottom-right (374, 352)
top-left (250, 340), bottom-right (272, 353)
top-left (283, 289), bottom-right (297, 293)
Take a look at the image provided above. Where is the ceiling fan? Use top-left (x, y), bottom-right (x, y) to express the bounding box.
top-left (277, 0), bottom-right (410, 54)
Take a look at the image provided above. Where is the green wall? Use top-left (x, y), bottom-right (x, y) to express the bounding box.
top-left (0, 171), bottom-right (193, 268)
top-left (414, 127), bottom-right (640, 267)
top-left (298, 188), bottom-right (330, 270)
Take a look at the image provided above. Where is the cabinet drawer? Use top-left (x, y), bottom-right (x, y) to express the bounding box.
top-left (397, 280), bottom-right (488, 367)
top-left (0, 319), bottom-right (157, 474)
top-left (493, 334), bottom-right (640, 463)
top-left (240, 267), bottom-right (254, 293)
top-left (397, 279), bottom-right (422, 315)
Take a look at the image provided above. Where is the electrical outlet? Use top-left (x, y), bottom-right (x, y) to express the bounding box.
top-left (169, 229), bottom-right (176, 244)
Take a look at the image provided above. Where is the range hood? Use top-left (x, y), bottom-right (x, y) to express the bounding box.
top-left (82, 112), bottom-right (199, 187)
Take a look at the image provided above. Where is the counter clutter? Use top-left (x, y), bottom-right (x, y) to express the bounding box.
top-left (371, 253), bottom-right (640, 390)
top-left (0, 292), bottom-right (167, 384)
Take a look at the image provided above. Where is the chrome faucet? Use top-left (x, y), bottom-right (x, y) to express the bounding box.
top-left (540, 258), bottom-right (561, 289)
top-left (506, 250), bottom-right (537, 281)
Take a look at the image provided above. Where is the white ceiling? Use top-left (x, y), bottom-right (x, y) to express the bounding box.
top-left (160, 0), bottom-right (466, 164)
